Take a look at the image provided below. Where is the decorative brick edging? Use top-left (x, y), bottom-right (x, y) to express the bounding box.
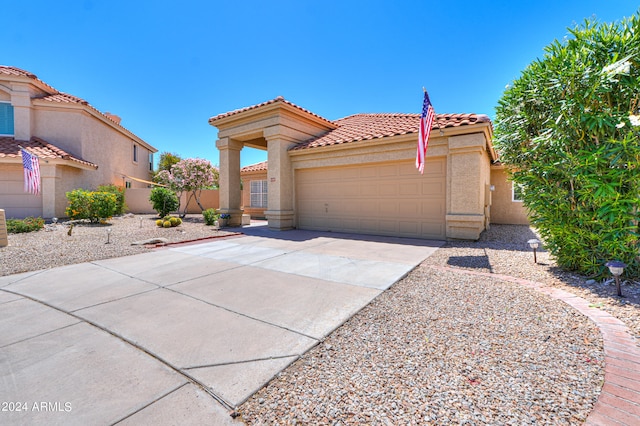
top-left (430, 265), bottom-right (640, 425)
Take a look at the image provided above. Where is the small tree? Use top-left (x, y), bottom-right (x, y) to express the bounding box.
top-left (494, 13), bottom-right (640, 278)
top-left (154, 158), bottom-right (219, 217)
top-left (149, 187), bottom-right (180, 217)
top-left (156, 152), bottom-right (182, 174)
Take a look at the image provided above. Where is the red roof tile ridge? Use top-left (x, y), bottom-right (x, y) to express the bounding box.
top-left (0, 65), bottom-right (38, 79)
top-left (209, 96), bottom-right (334, 126)
top-left (240, 160), bottom-right (268, 172)
top-left (0, 136), bottom-right (98, 169)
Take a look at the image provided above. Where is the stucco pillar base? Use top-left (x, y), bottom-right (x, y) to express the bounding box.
top-left (265, 210), bottom-right (295, 230)
top-left (0, 209), bottom-right (8, 247)
top-left (446, 214), bottom-right (485, 240)
top-left (219, 208), bottom-right (244, 227)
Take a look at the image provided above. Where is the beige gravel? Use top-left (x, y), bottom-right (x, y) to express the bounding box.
top-left (0, 214), bottom-right (236, 276)
top-left (2, 219), bottom-right (639, 424)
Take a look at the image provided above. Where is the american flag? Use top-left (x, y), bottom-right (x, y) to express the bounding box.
top-left (21, 148), bottom-right (41, 195)
top-left (416, 90), bottom-right (435, 174)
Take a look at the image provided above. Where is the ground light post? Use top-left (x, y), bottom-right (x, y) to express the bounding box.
top-left (605, 260), bottom-right (627, 297)
top-left (527, 239), bottom-right (540, 264)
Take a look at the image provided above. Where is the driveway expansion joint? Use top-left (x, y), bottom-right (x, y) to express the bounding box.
top-left (1, 288), bottom-right (235, 412)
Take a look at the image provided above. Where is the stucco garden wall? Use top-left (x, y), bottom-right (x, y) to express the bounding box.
top-left (125, 188), bottom-right (220, 215)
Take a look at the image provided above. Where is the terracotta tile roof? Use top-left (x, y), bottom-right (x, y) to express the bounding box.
top-left (0, 136), bottom-right (98, 169)
top-left (0, 66), bottom-right (38, 79)
top-left (0, 65), bottom-right (155, 151)
top-left (290, 113), bottom-right (492, 151)
top-left (241, 161), bottom-right (268, 173)
top-left (38, 93), bottom-right (89, 105)
top-left (209, 96), bottom-right (335, 127)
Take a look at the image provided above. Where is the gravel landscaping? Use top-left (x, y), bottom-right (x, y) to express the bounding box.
top-left (2, 218), bottom-right (639, 424)
top-left (0, 214), bottom-right (236, 276)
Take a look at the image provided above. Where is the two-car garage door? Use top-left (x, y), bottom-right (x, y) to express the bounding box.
top-left (295, 158), bottom-right (446, 239)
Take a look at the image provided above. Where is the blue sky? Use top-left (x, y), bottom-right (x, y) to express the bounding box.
top-left (4, 1), bottom-right (637, 168)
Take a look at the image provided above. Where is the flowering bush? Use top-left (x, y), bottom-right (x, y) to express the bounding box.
top-left (154, 158), bottom-right (219, 217)
top-left (97, 184), bottom-right (127, 215)
top-left (65, 189), bottom-right (118, 223)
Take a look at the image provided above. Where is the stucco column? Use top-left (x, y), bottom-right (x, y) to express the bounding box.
top-left (264, 127), bottom-right (297, 230)
top-left (216, 137), bottom-right (244, 226)
top-left (11, 87), bottom-right (32, 141)
top-left (446, 133), bottom-right (489, 240)
top-left (39, 163), bottom-right (59, 218)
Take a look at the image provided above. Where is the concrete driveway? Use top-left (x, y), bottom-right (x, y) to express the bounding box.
top-left (0, 227), bottom-right (441, 425)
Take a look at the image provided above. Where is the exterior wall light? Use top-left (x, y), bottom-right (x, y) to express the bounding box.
top-left (605, 260), bottom-right (627, 297)
top-left (527, 239), bottom-right (540, 264)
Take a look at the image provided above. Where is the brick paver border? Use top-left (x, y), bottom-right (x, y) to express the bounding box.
top-left (430, 266), bottom-right (640, 425)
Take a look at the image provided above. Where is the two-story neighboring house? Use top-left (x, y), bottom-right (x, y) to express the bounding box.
top-left (0, 66), bottom-right (157, 219)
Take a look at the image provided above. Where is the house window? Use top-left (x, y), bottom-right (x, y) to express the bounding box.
top-left (133, 144), bottom-right (138, 163)
top-left (125, 181), bottom-right (132, 189)
top-left (148, 152), bottom-right (153, 171)
top-left (250, 180), bottom-right (268, 207)
top-left (512, 183), bottom-right (524, 202)
top-left (0, 102), bottom-right (14, 135)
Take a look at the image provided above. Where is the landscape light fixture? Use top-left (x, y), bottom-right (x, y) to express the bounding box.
top-left (106, 228), bottom-right (112, 244)
top-left (527, 239), bottom-right (540, 264)
top-left (605, 260), bottom-right (626, 297)
top-left (52, 217), bottom-right (58, 224)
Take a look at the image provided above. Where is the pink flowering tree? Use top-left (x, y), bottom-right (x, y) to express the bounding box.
top-left (155, 158), bottom-right (219, 217)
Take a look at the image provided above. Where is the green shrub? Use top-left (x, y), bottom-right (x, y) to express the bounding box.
top-left (494, 13), bottom-right (640, 279)
top-left (202, 208), bottom-right (218, 226)
top-left (97, 184), bottom-right (127, 215)
top-left (6, 217), bottom-right (45, 233)
top-left (149, 187), bottom-right (179, 217)
top-left (65, 189), bottom-right (118, 223)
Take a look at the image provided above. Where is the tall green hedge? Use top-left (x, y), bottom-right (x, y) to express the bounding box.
top-left (494, 13), bottom-right (640, 279)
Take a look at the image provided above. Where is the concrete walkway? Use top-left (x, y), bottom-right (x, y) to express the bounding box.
top-left (0, 228), bottom-right (441, 425)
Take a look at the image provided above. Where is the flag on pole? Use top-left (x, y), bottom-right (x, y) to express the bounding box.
top-left (21, 148), bottom-right (41, 195)
top-left (416, 90), bottom-right (435, 174)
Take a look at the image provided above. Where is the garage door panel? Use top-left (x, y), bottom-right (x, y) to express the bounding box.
top-left (296, 159), bottom-right (446, 239)
top-left (398, 221), bottom-right (419, 234)
top-left (379, 184), bottom-right (397, 196)
top-left (399, 182), bottom-right (420, 196)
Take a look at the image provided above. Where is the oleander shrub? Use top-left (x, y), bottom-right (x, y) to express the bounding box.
top-left (6, 217), bottom-right (45, 233)
top-left (202, 208), bottom-right (218, 226)
top-left (494, 13), bottom-right (640, 279)
top-left (65, 189), bottom-right (118, 223)
top-left (149, 187), bottom-right (179, 217)
top-left (97, 184), bottom-right (127, 215)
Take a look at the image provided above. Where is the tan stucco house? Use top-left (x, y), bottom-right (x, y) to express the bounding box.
top-left (211, 96), bottom-right (527, 240)
top-left (0, 66), bottom-right (157, 218)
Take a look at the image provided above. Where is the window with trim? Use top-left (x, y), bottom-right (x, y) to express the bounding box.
top-left (0, 102), bottom-right (14, 135)
top-left (512, 182), bottom-right (524, 202)
top-left (148, 152), bottom-right (153, 171)
top-left (250, 180), bottom-right (268, 207)
top-left (133, 143), bottom-right (138, 163)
